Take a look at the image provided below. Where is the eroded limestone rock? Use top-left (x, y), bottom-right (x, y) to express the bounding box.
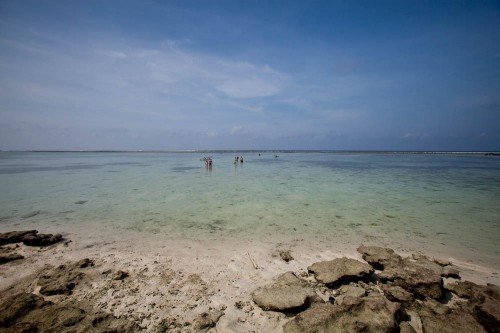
top-left (308, 258), bottom-right (374, 286)
top-left (283, 294), bottom-right (403, 333)
top-left (252, 272), bottom-right (315, 312)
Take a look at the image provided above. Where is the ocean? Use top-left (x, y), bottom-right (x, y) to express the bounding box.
top-left (1, 151), bottom-right (499, 268)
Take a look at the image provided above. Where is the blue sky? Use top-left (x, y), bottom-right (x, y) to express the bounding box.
top-left (1, 0), bottom-right (499, 151)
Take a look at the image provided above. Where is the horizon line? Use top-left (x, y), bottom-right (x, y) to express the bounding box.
top-left (1, 149), bottom-right (499, 155)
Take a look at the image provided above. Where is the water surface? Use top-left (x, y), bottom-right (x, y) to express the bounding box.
top-left (1, 152), bottom-right (499, 267)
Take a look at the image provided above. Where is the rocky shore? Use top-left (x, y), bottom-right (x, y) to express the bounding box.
top-left (0, 230), bottom-right (498, 333)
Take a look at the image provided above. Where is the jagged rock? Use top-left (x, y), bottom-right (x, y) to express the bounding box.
top-left (86, 313), bottom-right (139, 333)
top-left (308, 258), bottom-right (374, 285)
top-left (411, 256), bottom-right (460, 279)
top-left (380, 261), bottom-right (444, 299)
top-left (110, 270), bottom-right (129, 280)
top-left (0, 247), bottom-right (24, 264)
top-left (477, 295), bottom-right (500, 333)
top-left (191, 310), bottom-right (224, 332)
top-left (22, 233), bottom-right (62, 246)
top-left (279, 250), bottom-right (294, 262)
top-left (0, 293), bottom-right (47, 327)
top-left (446, 281), bottom-right (500, 301)
top-left (415, 299), bottom-right (488, 333)
top-left (74, 258), bottom-right (94, 268)
top-left (0, 292), bottom-right (138, 332)
top-left (358, 246), bottom-right (460, 299)
top-left (399, 321), bottom-right (417, 333)
top-left (446, 281), bottom-right (500, 333)
top-left (382, 285), bottom-right (414, 303)
top-left (37, 259), bottom-right (93, 296)
top-left (0, 230), bottom-right (38, 246)
top-left (252, 272), bottom-right (316, 312)
top-left (0, 230), bottom-right (62, 247)
top-left (283, 294), bottom-right (403, 333)
top-left (37, 306), bottom-right (86, 328)
top-left (357, 245), bottom-right (403, 270)
top-left (334, 285), bottom-right (366, 305)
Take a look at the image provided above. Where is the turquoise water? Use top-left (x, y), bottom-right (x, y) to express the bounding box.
top-left (1, 152), bottom-right (499, 266)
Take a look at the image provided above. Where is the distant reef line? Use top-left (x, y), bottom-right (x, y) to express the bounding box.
top-left (1, 150), bottom-right (499, 155)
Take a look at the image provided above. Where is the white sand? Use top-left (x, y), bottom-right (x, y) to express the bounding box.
top-left (1, 227), bottom-right (499, 332)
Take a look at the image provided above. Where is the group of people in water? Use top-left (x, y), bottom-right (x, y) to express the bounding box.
top-left (202, 156), bottom-right (246, 169)
top-left (203, 154), bottom-right (281, 169)
top-left (202, 157), bottom-right (213, 168)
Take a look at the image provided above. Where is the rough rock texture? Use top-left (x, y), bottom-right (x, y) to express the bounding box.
top-left (0, 292), bottom-right (139, 333)
top-left (283, 294), bottom-right (403, 333)
top-left (307, 258), bottom-right (374, 285)
top-left (279, 250), bottom-right (294, 263)
top-left (381, 285), bottom-right (414, 303)
top-left (109, 270), bottom-right (129, 281)
top-left (22, 232), bottom-right (62, 247)
top-left (446, 281), bottom-right (500, 333)
top-left (0, 292), bottom-right (47, 327)
top-left (251, 247), bottom-right (498, 333)
top-left (334, 285), bottom-right (366, 305)
top-left (414, 299), bottom-right (488, 333)
top-left (37, 258), bottom-right (94, 296)
top-left (381, 263), bottom-right (444, 299)
top-left (0, 230), bottom-right (38, 246)
top-left (0, 230), bottom-right (62, 247)
top-left (411, 256), bottom-right (460, 278)
top-left (0, 247), bottom-right (24, 264)
top-left (399, 321), bottom-right (417, 333)
top-left (358, 246), bottom-right (454, 299)
top-left (252, 272), bottom-right (315, 312)
top-left (357, 245), bottom-right (403, 270)
top-left (191, 310), bottom-right (224, 332)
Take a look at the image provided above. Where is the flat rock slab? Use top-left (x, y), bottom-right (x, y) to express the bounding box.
top-left (283, 295), bottom-right (402, 333)
top-left (308, 258), bottom-right (374, 285)
top-left (253, 285), bottom-right (315, 312)
top-left (334, 285), bottom-right (366, 305)
top-left (357, 245), bottom-right (403, 270)
top-left (252, 272), bottom-right (316, 312)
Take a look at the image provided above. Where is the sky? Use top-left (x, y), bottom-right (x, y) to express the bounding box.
top-left (0, 0), bottom-right (499, 151)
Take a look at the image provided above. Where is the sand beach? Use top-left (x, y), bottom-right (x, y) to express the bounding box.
top-left (1, 226), bottom-right (499, 333)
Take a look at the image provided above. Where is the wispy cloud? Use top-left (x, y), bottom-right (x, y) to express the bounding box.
top-left (230, 126), bottom-right (243, 135)
top-left (1, 1), bottom-right (499, 150)
top-left (403, 132), bottom-right (430, 139)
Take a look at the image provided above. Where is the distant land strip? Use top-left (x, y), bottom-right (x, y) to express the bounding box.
top-left (1, 150), bottom-right (499, 156)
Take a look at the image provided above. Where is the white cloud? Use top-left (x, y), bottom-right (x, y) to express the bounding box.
top-left (404, 132), bottom-right (430, 139)
top-left (216, 79), bottom-right (280, 98)
top-left (230, 126), bottom-right (243, 135)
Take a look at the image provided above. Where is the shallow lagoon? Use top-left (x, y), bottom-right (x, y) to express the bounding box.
top-left (0, 151), bottom-right (499, 268)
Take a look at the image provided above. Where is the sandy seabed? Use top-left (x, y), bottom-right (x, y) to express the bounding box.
top-left (1, 226), bottom-right (499, 333)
